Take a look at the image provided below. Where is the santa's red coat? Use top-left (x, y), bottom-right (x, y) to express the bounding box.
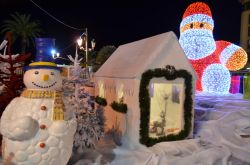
top-left (190, 41), bottom-right (231, 91)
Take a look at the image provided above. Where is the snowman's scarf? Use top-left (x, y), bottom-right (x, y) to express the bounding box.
top-left (21, 89), bottom-right (65, 121)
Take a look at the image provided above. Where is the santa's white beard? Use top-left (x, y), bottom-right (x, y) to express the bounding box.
top-left (179, 29), bottom-right (216, 60)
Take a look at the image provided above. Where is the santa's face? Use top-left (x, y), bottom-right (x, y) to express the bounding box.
top-left (24, 68), bottom-right (62, 90)
top-left (179, 28), bottom-right (216, 60)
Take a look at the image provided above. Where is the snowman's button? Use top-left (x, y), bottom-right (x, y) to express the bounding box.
top-left (40, 124), bottom-right (46, 129)
top-left (41, 105), bottom-right (47, 111)
top-left (39, 142), bottom-right (46, 148)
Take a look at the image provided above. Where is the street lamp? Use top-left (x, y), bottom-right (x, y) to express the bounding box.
top-left (51, 49), bottom-right (61, 59)
top-left (51, 50), bottom-right (70, 61)
top-left (77, 28), bottom-right (96, 67)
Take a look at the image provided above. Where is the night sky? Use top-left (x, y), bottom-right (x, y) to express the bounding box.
top-left (0, 0), bottom-right (243, 57)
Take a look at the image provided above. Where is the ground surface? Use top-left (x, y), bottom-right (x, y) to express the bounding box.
top-left (1, 93), bottom-right (250, 165)
top-left (70, 93), bottom-right (250, 165)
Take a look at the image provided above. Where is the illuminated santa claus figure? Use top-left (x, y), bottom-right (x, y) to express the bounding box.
top-left (179, 2), bottom-right (247, 94)
top-left (0, 38), bottom-right (77, 165)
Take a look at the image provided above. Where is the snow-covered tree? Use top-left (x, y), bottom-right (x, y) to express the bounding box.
top-left (63, 50), bottom-right (104, 153)
top-left (0, 38), bottom-right (30, 112)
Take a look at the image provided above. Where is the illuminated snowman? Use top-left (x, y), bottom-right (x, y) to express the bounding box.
top-left (179, 2), bottom-right (248, 94)
top-left (0, 60), bottom-right (77, 164)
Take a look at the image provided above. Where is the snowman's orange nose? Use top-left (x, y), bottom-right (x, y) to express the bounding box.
top-left (43, 74), bottom-right (49, 81)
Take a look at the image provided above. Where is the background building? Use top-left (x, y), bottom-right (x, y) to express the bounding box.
top-left (240, 0), bottom-right (250, 66)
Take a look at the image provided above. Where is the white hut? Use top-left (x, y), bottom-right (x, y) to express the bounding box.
top-left (94, 31), bottom-right (197, 149)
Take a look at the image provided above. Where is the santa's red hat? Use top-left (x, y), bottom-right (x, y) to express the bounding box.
top-left (180, 2), bottom-right (214, 32)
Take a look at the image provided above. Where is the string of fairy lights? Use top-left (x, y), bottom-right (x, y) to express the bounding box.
top-left (219, 42), bottom-right (248, 71)
top-left (201, 64), bottom-right (231, 93)
top-left (179, 29), bottom-right (216, 60)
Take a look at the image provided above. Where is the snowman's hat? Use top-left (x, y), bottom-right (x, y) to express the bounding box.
top-left (180, 2), bottom-right (214, 33)
top-left (24, 38), bottom-right (61, 72)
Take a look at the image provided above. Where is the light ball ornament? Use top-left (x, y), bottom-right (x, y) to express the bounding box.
top-left (201, 64), bottom-right (231, 94)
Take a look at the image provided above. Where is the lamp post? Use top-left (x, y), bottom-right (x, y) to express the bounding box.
top-left (51, 50), bottom-right (59, 58)
top-left (52, 51), bottom-right (70, 61)
top-left (76, 28), bottom-right (96, 67)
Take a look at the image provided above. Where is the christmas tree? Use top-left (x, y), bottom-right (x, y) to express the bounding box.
top-left (63, 51), bottom-right (104, 153)
top-left (0, 35), bottom-right (30, 113)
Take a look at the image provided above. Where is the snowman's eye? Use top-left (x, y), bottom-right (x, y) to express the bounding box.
top-left (50, 72), bottom-right (54, 76)
top-left (34, 71), bottom-right (39, 75)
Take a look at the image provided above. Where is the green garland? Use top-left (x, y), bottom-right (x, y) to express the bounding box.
top-left (95, 96), bottom-right (107, 106)
top-left (110, 101), bottom-right (127, 113)
top-left (139, 65), bottom-right (193, 147)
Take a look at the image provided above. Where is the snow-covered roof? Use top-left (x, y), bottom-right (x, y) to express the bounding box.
top-left (95, 31), bottom-right (197, 79)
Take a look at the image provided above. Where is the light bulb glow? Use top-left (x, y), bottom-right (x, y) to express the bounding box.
top-left (226, 50), bottom-right (248, 71)
top-left (201, 64), bottom-right (231, 94)
top-left (180, 22), bottom-right (213, 33)
top-left (77, 38), bottom-right (83, 46)
top-left (51, 49), bottom-right (56, 55)
top-left (180, 14), bottom-right (214, 31)
top-left (179, 29), bottom-right (216, 60)
top-left (182, 2), bottom-right (212, 19)
top-left (220, 42), bottom-right (239, 64)
top-left (179, 2), bottom-right (248, 94)
top-left (230, 76), bottom-right (241, 94)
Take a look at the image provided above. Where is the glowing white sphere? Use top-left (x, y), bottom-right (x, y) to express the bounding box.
top-left (201, 64), bottom-right (231, 94)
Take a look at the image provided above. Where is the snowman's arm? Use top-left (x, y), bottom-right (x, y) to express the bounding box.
top-left (63, 108), bottom-right (77, 135)
top-left (0, 98), bottom-right (39, 141)
top-left (219, 42), bottom-right (247, 71)
top-left (0, 98), bottom-right (18, 138)
top-left (49, 117), bottom-right (77, 137)
top-left (67, 117), bottom-right (77, 136)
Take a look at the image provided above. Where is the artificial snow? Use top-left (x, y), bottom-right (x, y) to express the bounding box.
top-left (0, 85), bottom-right (5, 95)
top-left (72, 93), bottom-right (250, 165)
top-left (1, 93), bottom-right (250, 165)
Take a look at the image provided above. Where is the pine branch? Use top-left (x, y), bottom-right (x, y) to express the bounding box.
top-left (0, 70), bottom-right (11, 75)
top-left (0, 56), bottom-right (11, 63)
top-left (13, 53), bottom-right (31, 63)
top-left (6, 66), bottom-right (23, 71)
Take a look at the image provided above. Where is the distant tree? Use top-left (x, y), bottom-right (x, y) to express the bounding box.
top-left (1, 12), bottom-right (41, 54)
top-left (79, 50), bottom-right (97, 67)
top-left (94, 45), bottom-right (116, 71)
